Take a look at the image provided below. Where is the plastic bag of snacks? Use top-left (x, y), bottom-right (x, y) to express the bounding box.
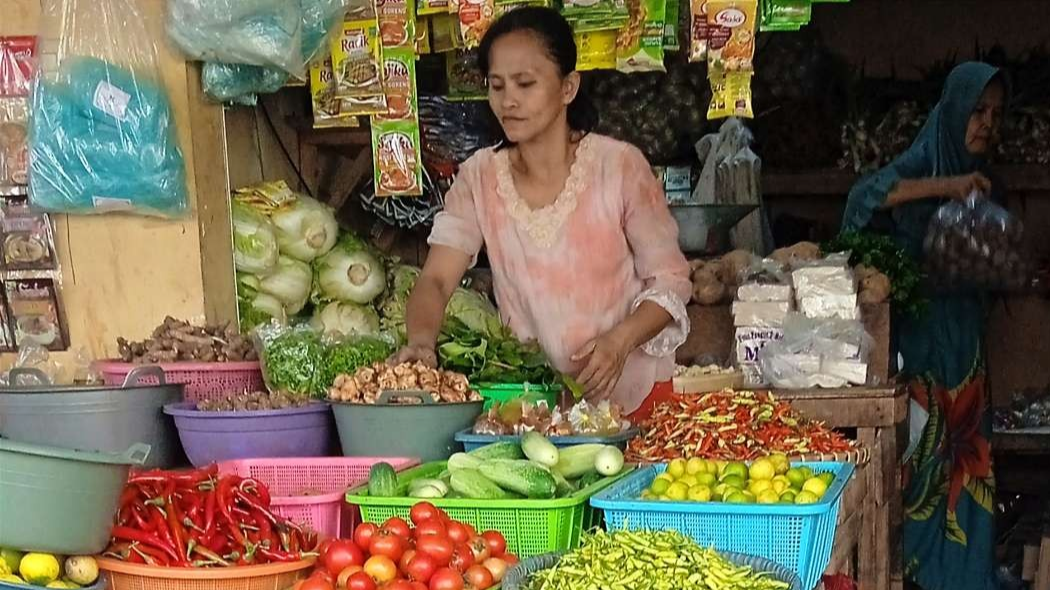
top-left (29, 0), bottom-right (188, 217)
top-left (923, 191), bottom-right (1033, 292)
top-left (615, 0), bottom-right (666, 73)
top-left (705, 0), bottom-right (756, 119)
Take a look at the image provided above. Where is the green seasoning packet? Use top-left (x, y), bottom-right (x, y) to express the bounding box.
top-left (378, 0), bottom-right (417, 51)
top-left (760, 0), bottom-right (811, 31)
top-left (616, 0), bottom-right (666, 72)
top-left (371, 48), bottom-right (424, 196)
top-left (446, 50), bottom-right (487, 100)
top-left (663, 0), bottom-right (680, 50)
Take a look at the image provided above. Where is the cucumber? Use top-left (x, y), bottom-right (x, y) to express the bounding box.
top-left (595, 446), bottom-right (625, 476)
top-left (448, 452), bottom-right (483, 472)
top-left (468, 441), bottom-right (525, 460)
top-left (409, 478), bottom-right (449, 497)
top-left (478, 459), bottom-right (557, 499)
top-left (552, 469), bottom-right (577, 498)
top-left (367, 462), bottom-right (399, 497)
top-left (553, 444), bottom-right (605, 479)
top-left (521, 431), bottom-right (559, 467)
top-left (410, 484), bottom-right (446, 499)
top-left (450, 469), bottom-right (513, 499)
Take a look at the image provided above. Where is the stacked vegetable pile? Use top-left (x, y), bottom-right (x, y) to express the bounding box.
top-left (625, 390), bottom-right (855, 462)
top-left (117, 317), bottom-right (257, 363)
top-left (366, 434), bottom-right (626, 501)
top-left (642, 455), bottom-right (835, 505)
top-left (472, 398), bottom-right (629, 437)
top-left (196, 390), bottom-right (311, 411)
top-left (328, 362), bottom-right (480, 404)
top-left (257, 327), bottom-right (394, 399)
top-left (520, 529), bottom-right (791, 590)
top-left (300, 504), bottom-right (517, 590)
top-left (104, 465), bottom-right (318, 567)
top-left (0, 551), bottom-right (98, 589)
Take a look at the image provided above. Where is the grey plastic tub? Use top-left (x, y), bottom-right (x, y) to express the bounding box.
top-left (0, 438), bottom-right (150, 555)
top-left (332, 390), bottom-right (483, 462)
top-left (0, 366), bottom-right (184, 467)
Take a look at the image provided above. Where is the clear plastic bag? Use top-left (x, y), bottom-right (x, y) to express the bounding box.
top-left (253, 321), bottom-right (327, 398)
top-left (923, 192), bottom-right (1032, 291)
top-left (757, 313), bottom-right (874, 389)
top-left (167, 0), bottom-right (306, 77)
top-left (29, 0), bottom-right (188, 217)
top-left (201, 63), bottom-right (288, 105)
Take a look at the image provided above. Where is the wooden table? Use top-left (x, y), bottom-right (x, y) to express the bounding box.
top-left (992, 432), bottom-right (1050, 590)
top-left (773, 387), bottom-right (908, 590)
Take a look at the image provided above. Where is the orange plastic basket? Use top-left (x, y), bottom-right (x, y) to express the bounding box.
top-left (97, 557), bottom-right (314, 590)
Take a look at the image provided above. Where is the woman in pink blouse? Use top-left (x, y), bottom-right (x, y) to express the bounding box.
top-left (394, 7), bottom-right (691, 416)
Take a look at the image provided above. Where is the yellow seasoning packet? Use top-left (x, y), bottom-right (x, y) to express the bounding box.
top-left (309, 57), bottom-right (363, 128)
top-left (575, 28), bottom-right (618, 71)
top-left (331, 7), bottom-right (388, 115)
top-left (458, 0), bottom-right (496, 48)
top-left (705, 0), bottom-right (756, 119)
top-left (416, 16), bottom-right (432, 53)
top-left (616, 0), bottom-right (667, 72)
top-left (418, 0), bottom-right (450, 15)
top-left (430, 13), bottom-right (460, 52)
top-left (688, 0), bottom-right (709, 62)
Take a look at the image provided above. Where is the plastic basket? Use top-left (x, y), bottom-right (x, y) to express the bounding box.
top-left (95, 361), bottom-right (265, 403)
top-left (346, 462), bottom-right (635, 558)
top-left (454, 427), bottom-right (639, 452)
top-left (589, 461), bottom-right (854, 590)
top-left (97, 556), bottom-right (313, 590)
top-left (217, 457), bottom-right (420, 539)
top-left (476, 383), bottom-right (560, 411)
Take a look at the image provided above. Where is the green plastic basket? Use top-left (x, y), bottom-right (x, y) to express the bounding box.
top-left (345, 462), bottom-right (634, 558)
top-left (476, 384), bottom-right (560, 411)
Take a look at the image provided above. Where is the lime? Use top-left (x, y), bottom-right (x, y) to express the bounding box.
top-left (757, 490), bottom-right (780, 504)
top-left (668, 459), bottom-right (687, 479)
top-left (0, 574), bottom-right (26, 585)
top-left (749, 459), bottom-right (776, 481)
top-left (799, 467), bottom-right (814, 480)
top-left (686, 458), bottom-right (706, 475)
top-left (20, 554), bottom-right (59, 586)
top-left (785, 468), bottom-right (806, 489)
top-left (697, 473), bottom-right (718, 487)
top-left (769, 453), bottom-right (791, 475)
top-left (722, 462), bottom-right (748, 481)
top-left (749, 479), bottom-right (773, 495)
top-left (679, 474), bottom-right (698, 488)
top-left (713, 483), bottom-right (730, 501)
top-left (772, 479), bottom-right (789, 495)
top-left (795, 491), bottom-right (820, 505)
top-left (0, 560), bottom-right (8, 577)
top-left (655, 473), bottom-right (675, 485)
top-left (1, 550), bottom-right (24, 576)
top-left (721, 475), bottom-right (746, 490)
top-left (713, 460), bottom-right (728, 475)
top-left (725, 491), bottom-right (750, 504)
top-left (780, 491), bottom-right (797, 504)
top-left (802, 478), bottom-right (829, 498)
top-left (818, 472), bottom-right (836, 487)
top-left (666, 482), bottom-right (690, 501)
top-left (742, 491), bottom-right (756, 502)
top-left (650, 478), bottom-right (671, 495)
top-left (688, 485), bottom-right (712, 502)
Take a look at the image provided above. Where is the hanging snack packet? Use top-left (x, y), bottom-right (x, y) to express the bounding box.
top-left (663, 0), bottom-right (680, 50)
top-left (419, 0), bottom-right (450, 16)
top-left (459, 0), bottom-right (497, 48)
top-left (706, 0), bottom-right (756, 119)
top-left (378, 0), bottom-right (416, 49)
top-left (0, 37), bottom-right (36, 97)
top-left (5, 278), bottom-right (67, 352)
top-left (688, 0), bottom-right (709, 61)
top-left (430, 13), bottom-right (461, 52)
top-left (760, 0), bottom-right (810, 31)
top-left (417, 17), bottom-right (432, 53)
top-left (446, 50), bottom-right (487, 100)
top-left (0, 197), bottom-right (58, 272)
top-left (331, 4), bottom-right (388, 115)
top-left (370, 109), bottom-right (423, 195)
top-left (616, 0), bottom-right (667, 72)
top-left (375, 49), bottom-right (417, 122)
top-left (310, 57), bottom-right (362, 128)
top-left (575, 27), bottom-right (619, 71)
top-left (0, 98), bottom-right (29, 196)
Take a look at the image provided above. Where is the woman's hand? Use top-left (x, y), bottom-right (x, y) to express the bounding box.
top-left (944, 172), bottom-right (992, 200)
top-left (389, 343), bottom-right (438, 368)
top-left (571, 332), bottom-right (631, 401)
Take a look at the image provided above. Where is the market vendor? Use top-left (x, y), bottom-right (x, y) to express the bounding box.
top-left (841, 62), bottom-right (1005, 590)
top-left (392, 7), bottom-right (691, 418)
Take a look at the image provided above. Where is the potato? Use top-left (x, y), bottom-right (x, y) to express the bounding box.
top-left (770, 241), bottom-right (821, 267)
top-left (854, 264), bottom-right (879, 281)
top-left (691, 269), bottom-right (726, 305)
top-left (689, 259), bottom-right (707, 272)
top-left (718, 249), bottom-right (755, 286)
top-left (859, 272), bottom-right (891, 304)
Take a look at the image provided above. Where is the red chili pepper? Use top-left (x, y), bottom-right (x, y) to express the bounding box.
top-left (205, 533), bottom-right (228, 554)
top-left (234, 489), bottom-right (279, 524)
top-left (167, 494), bottom-right (191, 565)
top-left (111, 526), bottom-right (181, 563)
top-left (191, 544), bottom-right (232, 567)
top-left (252, 511), bottom-right (275, 548)
top-left (202, 488), bottom-right (217, 538)
top-left (130, 505), bottom-right (152, 531)
top-left (130, 465), bottom-right (218, 487)
top-left (238, 478), bottom-right (271, 508)
top-left (216, 476), bottom-right (249, 549)
top-left (256, 547), bottom-right (300, 563)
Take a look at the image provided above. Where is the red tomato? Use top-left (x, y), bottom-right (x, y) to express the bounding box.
top-left (364, 556), bottom-right (399, 584)
top-left (479, 531), bottom-right (506, 557)
top-left (414, 518), bottom-right (447, 539)
top-left (444, 522), bottom-right (469, 545)
top-left (428, 568), bottom-right (464, 590)
top-left (346, 572), bottom-right (377, 590)
top-left (383, 581), bottom-right (414, 590)
top-left (400, 549), bottom-right (418, 572)
top-left (409, 583), bottom-right (428, 590)
top-left (502, 554), bottom-right (519, 566)
top-left (416, 536), bottom-right (454, 567)
top-left (370, 533), bottom-right (406, 563)
top-left (461, 523), bottom-right (476, 538)
top-left (410, 502), bottom-right (441, 526)
top-left (465, 537), bottom-right (489, 563)
top-left (325, 539), bottom-right (366, 577)
top-left (311, 570), bottom-right (334, 584)
top-left (449, 544), bottom-right (475, 573)
top-left (382, 517), bottom-right (412, 540)
top-left (355, 523), bottom-right (380, 553)
top-left (481, 558), bottom-right (508, 583)
top-left (463, 565), bottom-right (493, 590)
top-left (300, 575), bottom-right (335, 590)
top-left (317, 539), bottom-right (334, 563)
top-left (338, 565), bottom-right (365, 588)
top-left (403, 553), bottom-right (438, 584)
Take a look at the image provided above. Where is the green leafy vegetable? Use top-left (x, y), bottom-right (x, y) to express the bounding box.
top-left (260, 326), bottom-right (327, 398)
top-left (437, 316), bottom-right (560, 387)
top-left (322, 335), bottom-right (394, 389)
top-left (822, 231), bottom-right (928, 317)
top-left (232, 201), bottom-right (278, 274)
top-left (271, 195), bottom-right (339, 262)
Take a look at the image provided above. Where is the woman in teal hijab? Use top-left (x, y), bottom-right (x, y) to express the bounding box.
top-left (842, 62), bottom-right (1006, 590)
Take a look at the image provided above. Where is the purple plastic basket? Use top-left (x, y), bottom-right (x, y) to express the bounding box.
top-left (164, 402), bottom-right (333, 467)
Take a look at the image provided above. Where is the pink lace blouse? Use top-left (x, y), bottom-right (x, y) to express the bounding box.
top-left (428, 134), bottom-right (691, 412)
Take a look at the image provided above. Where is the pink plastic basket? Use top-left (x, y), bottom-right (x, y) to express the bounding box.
top-left (95, 361), bottom-right (265, 403)
top-left (217, 457), bottom-right (420, 539)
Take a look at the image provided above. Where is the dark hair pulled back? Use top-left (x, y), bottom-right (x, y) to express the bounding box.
top-left (476, 6), bottom-right (598, 147)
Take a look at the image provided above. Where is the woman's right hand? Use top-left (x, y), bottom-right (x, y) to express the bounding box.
top-left (944, 172), bottom-right (992, 200)
top-left (389, 343), bottom-right (438, 367)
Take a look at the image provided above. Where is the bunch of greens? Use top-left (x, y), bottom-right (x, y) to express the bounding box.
top-left (258, 325), bottom-right (327, 398)
top-left (321, 335), bottom-right (394, 388)
top-left (438, 317), bottom-right (558, 386)
top-left (822, 231), bottom-right (928, 316)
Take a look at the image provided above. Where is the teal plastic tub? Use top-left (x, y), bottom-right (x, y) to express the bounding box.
top-left (0, 438), bottom-right (150, 555)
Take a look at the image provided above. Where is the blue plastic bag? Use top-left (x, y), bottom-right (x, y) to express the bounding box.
top-left (201, 63), bottom-right (288, 105)
top-left (29, 57), bottom-right (189, 217)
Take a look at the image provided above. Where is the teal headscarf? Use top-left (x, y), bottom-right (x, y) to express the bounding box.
top-left (842, 62), bottom-right (1005, 235)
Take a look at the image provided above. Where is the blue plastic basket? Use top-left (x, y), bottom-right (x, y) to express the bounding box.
top-left (590, 461), bottom-right (854, 590)
top-left (454, 427), bottom-right (639, 452)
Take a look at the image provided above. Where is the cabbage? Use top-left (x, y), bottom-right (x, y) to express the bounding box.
top-left (315, 242), bottom-right (387, 304)
top-left (310, 301), bottom-right (381, 338)
top-left (448, 287), bottom-right (503, 338)
top-left (259, 256), bottom-right (313, 315)
top-left (238, 290), bottom-right (287, 330)
top-left (232, 201), bottom-right (279, 274)
top-left (271, 195), bottom-right (339, 262)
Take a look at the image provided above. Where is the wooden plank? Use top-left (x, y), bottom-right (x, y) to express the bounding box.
top-left (224, 107), bottom-right (265, 189)
top-left (828, 508), bottom-right (862, 578)
top-left (1036, 533), bottom-right (1050, 590)
top-left (776, 389), bottom-right (906, 429)
top-left (992, 432), bottom-right (1050, 454)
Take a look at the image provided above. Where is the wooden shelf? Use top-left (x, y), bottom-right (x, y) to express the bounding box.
top-left (763, 164), bottom-right (1050, 196)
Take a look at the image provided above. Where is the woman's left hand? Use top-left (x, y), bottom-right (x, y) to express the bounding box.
top-left (571, 331), bottom-right (631, 401)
